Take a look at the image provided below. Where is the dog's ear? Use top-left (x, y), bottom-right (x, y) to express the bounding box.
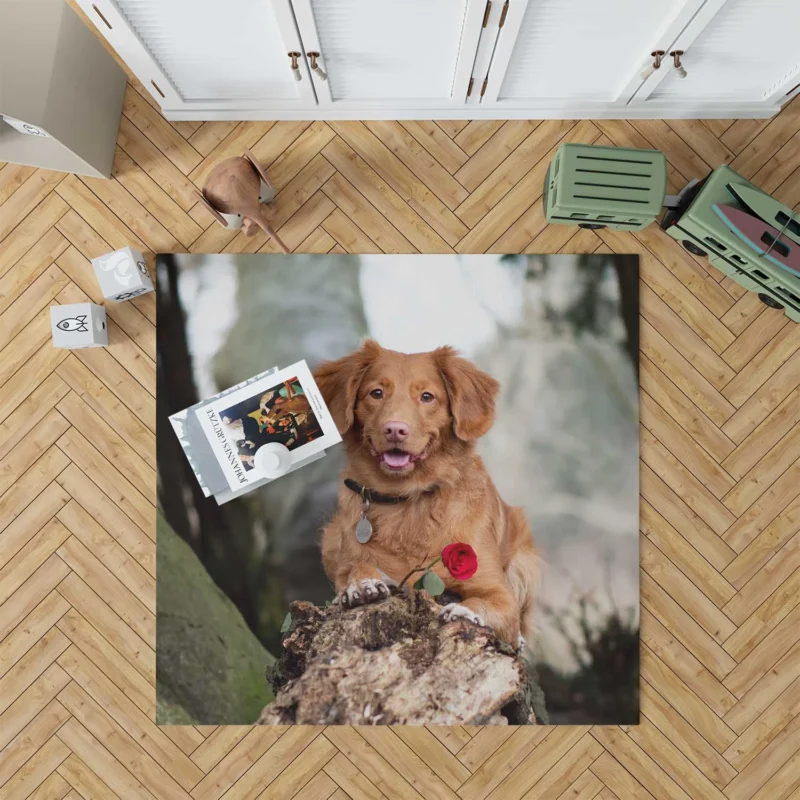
top-left (436, 347), bottom-right (499, 441)
top-left (313, 340), bottom-right (382, 435)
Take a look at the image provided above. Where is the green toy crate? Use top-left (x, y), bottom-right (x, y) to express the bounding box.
top-left (544, 143), bottom-right (667, 231)
top-left (661, 164), bottom-right (800, 323)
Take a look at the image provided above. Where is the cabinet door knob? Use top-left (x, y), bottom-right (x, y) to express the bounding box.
top-left (670, 50), bottom-right (687, 79)
top-left (307, 52), bottom-right (328, 81)
top-left (288, 52), bottom-right (302, 81)
top-left (640, 50), bottom-right (665, 81)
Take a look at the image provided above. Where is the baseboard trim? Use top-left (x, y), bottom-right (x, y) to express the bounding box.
top-left (162, 104), bottom-right (780, 122)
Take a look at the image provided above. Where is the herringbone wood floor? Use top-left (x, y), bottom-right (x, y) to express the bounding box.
top-left (3, 61), bottom-right (800, 799)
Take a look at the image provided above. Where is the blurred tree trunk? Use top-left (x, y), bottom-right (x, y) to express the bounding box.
top-left (156, 254), bottom-right (208, 552)
top-left (611, 256), bottom-right (639, 377)
top-left (155, 255), bottom-right (259, 628)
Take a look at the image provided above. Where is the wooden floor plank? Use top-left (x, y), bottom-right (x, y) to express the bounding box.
top-left (640, 392), bottom-right (736, 500)
top-left (642, 572), bottom-right (738, 682)
top-left (640, 645), bottom-right (737, 752)
top-left (456, 121), bottom-right (592, 242)
top-left (641, 500), bottom-right (736, 608)
top-left (56, 681), bottom-right (191, 800)
top-left (111, 148), bottom-right (203, 249)
top-left (116, 116), bottom-right (203, 212)
top-left (324, 130), bottom-right (460, 250)
top-left (56, 717), bottom-right (159, 800)
top-left (322, 137), bottom-right (450, 253)
top-left (56, 572), bottom-right (155, 683)
top-left (0, 163), bottom-right (36, 206)
top-left (639, 463), bottom-right (736, 571)
top-left (0, 170), bottom-right (66, 244)
top-left (57, 645), bottom-right (202, 790)
top-left (122, 85), bottom-right (202, 176)
top-left (641, 536), bottom-right (736, 644)
top-left (724, 558), bottom-right (800, 658)
top-left (55, 463), bottom-right (155, 576)
top-left (0, 733), bottom-right (70, 800)
top-left (189, 727), bottom-right (285, 800)
top-left (724, 648), bottom-right (800, 735)
top-left (57, 753), bottom-right (121, 800)
top-left (56, 535), bottom-right (154, 645)
top-left (264, 121), bottom-right (335, 192)
top-left (400, 120), bottom-right (470, 175)
top-left (724, 680), bottom-right (800, 774)
top-left (639, 681), bottom-right (737, 790)
top-left (364, 120), bottom-right (469, 210)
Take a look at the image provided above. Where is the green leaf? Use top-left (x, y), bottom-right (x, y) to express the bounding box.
top-left (413, 576), bottom-right (425, 590)
top-left (280, 612), bottom-right (292, 633)
top-left (422, 571), bottom-right (445, 597)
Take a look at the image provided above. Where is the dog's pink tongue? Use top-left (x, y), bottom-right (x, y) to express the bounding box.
top-left (382, 451), bottom-right (411, 468)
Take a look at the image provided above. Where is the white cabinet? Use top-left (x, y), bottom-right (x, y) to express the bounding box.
top-left (290, 0), bottom-right (486, 109)
top-left (630, 0), bottom-right (800, 110)
top-left (479, 0), bottom-right (703, 109)
top-left (77, 0), bottom-right (800, 120)
top-left (79, 0), bottom-right (316, 112)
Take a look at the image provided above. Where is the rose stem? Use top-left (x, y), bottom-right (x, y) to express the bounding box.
top-left (397, 556), bottom-right (442, 590)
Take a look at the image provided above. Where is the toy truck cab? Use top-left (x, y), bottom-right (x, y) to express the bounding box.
top-left (660, 165), bottom-right (800, 322)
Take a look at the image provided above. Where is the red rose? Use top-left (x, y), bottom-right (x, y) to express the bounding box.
top-left (441, 543), bottom-right (478, 581)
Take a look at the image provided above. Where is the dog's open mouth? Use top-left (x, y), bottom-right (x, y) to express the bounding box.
top-left (371, 446), bottom-right (428, 472)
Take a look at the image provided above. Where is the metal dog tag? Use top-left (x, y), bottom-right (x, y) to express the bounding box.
top-left (355, 498), bottom-right (373, 543)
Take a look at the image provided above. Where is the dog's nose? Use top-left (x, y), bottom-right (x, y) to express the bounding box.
top-left (383, 420), bottom-right (409, 442)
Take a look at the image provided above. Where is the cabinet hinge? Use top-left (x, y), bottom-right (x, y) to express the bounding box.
top-left (482, 0), bottom-right (491, 27)
top-left (467, 77), bottom-right (474, 97)
top-left (480, 77), bottom-right (488, 97)
top-left (499, 1), bottom-right (509, 27)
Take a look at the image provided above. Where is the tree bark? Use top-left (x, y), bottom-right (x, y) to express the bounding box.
top-left (259, 590), bottom-right (546, 726)
top-left (611, 256), bottom-right (640, 377)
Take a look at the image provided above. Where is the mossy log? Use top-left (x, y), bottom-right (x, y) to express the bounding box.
top-left (259, 590), bottom-right (546, 726)
top-left (156, 512), bottom-right (275, 724)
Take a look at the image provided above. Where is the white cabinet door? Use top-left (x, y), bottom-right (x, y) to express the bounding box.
top-left (76, 0), bottom-right (316, 113)
top-left (480, 0), bottom-right (705, 112)
top-left (632, 0), bottom-right (800, 110)
top-left (289, 0), bottom-right (487, 110)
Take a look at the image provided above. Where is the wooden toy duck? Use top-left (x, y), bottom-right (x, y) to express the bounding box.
top-left (196, 149), bottom-right (289, 253)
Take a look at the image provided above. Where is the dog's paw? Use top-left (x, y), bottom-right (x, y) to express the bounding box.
top-left (338, 578), bottom-right (390, 608)
top-left (439, 603), bottom-right (484, 627)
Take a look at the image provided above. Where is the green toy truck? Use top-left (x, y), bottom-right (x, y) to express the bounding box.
top-left (544, 143), bottom-right (800, 322)
top-left (660, 165), bottom-right (800, 322)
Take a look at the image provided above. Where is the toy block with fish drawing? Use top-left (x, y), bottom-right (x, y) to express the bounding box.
top-left (50, 302), bottom-right (107, 349)
top-left (91, 246), bottom-right (154, 302)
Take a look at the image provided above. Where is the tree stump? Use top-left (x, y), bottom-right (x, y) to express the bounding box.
top-left (259, 590), bottom-right (546, 725)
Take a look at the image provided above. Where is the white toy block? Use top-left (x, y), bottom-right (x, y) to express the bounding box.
top-left (50, 303), bottom-right (107, 349)
top-left (91, 246), bottom-right (154, 302)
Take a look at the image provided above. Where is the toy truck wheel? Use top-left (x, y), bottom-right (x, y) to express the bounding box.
top-left (682, 240), bottom-right (708, 257)
top-left (758, 293), bottom-right (784, 310)
top-left (578, 223), bottom-right (606, 230)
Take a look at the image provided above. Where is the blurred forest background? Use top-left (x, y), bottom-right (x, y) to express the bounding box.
top-left (156, 253), bottom-right (640, 725)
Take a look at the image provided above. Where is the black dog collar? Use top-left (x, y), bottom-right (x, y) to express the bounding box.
top-left (344, 478), bottom-right (436, 505)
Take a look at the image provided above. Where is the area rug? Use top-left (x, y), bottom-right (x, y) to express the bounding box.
top-left (155, 253), bottom-right (640, 725)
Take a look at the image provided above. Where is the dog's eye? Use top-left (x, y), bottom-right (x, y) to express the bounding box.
top-left (420, 392), bottom-right (434, 403)
top-left (369, 388), bottom-right (383, 399)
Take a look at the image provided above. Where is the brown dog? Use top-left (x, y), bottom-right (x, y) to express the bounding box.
top-left (314, 340), bottom-right (539, 647)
